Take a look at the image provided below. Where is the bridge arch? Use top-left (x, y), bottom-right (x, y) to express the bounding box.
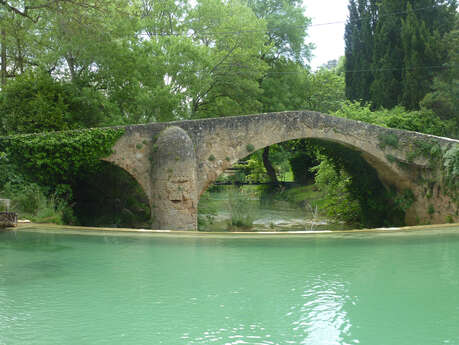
top-left (73, 160), bottom-right (151, 228)
top-left (194, 113), bottom-right (411, 198)
top-left (196, 134), bottom-right (408, 227)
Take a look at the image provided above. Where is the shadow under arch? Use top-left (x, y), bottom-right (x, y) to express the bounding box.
top-left (199, 130), bottom-right (409, 197)
top-left (71, 161), bottom-right (151, 228)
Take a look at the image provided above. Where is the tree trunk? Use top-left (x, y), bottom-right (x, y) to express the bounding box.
top-left (17, 38), bottom-right (23, 73)
top-left (1, 27), bottom-right (6, 86)
top-left (262, 147), bottom-right (279, 186)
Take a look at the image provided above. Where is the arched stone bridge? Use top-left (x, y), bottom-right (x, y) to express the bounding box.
top-left (105, 111), bottom-right (459, 230)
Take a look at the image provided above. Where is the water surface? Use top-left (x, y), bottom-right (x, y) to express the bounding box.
top-left (1, 227), bottom-right (459, 345)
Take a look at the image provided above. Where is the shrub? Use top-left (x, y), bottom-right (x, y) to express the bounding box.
top-left (0, 182), bottom-right (72, 224)
top-left (378, 133), bottom-right (399, 149)
top-left (335, 101), bottom-right (449, 137)
top-left (311, 158), bottom-right (362, 225)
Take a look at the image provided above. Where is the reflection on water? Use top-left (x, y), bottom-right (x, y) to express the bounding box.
top-left (1, 228), bottom-right (459, 345)
top-left (294, 278), bottom-right (352, 345)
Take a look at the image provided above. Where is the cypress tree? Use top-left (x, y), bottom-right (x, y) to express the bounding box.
top-left (400, 1), bottom-right (457, 109)
top-left (370, 0), bottom-right (407, 109)
top-left (344, 0), bottom-right (360, 101)
top-left (345, 0), bottom-right (378, 103)
top-left (345, 0), bottom-right (457, 110)
top-left (401, 3), bottom-right (434, 109)
top-left (421, 13), bottom-right (459, 126)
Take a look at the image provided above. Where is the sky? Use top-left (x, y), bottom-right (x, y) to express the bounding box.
top-left (303, 0), bottom-right (350, 69)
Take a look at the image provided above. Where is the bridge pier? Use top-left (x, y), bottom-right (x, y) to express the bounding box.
top-left (150, 126), bottom-right (198, 230)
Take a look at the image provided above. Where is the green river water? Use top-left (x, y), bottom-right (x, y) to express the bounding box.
top-left (1, 227), bottom-right (459, 345)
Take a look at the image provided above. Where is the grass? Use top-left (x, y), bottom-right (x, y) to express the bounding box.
top-left (279, 185), bottom-right (324, 205)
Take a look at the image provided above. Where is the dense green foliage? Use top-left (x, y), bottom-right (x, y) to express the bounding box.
top-left (309, 139), bottom-right (406, 227)
top-left (311, 158), bottom-right (362, 224)
top-left (443, 144), bottom-right (459, 201)
top-left (0, 0), bottom-right (288, 124)
top-left (0, 148), bottom-right (74, 223)
top-left (335, 102), bottom-right (452, 137)
top-left (421, 13), bottom-right (459, 136)
top-left (0, 70), bottom-right (113, 135)
top-left (0, 128), bottom-right (125, 225)
top-left (345, 0), bottom-right (377, 103)
top-left (0, 128), bottom-right (124, 185)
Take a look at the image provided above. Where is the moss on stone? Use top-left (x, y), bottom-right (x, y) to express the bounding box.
top-left (378, 133), bottom-right (399, 150)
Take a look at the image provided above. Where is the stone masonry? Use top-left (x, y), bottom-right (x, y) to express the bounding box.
top-left (104, 111), bottom-right (458, 230)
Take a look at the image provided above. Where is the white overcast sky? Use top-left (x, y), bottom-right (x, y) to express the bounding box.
top-left (303, 0), bottom-right (349, 69)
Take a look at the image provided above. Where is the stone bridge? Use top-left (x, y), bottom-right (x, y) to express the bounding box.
top-left (104, 111), bottom-right (458, 230)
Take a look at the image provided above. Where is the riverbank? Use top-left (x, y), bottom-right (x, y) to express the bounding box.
top-left (9, 222), bottom-right (459, 238)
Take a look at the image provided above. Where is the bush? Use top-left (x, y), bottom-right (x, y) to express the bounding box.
top-left (244, 158), bottom-right (268, 184)
top-left (335, 101), bottom-right (449, 137)
top-left (0, 182), bottom-right (73, 224)
top-left (443, 144), bottom-right (459, 196)
top-left (311, 159), bottom-right (362, 225)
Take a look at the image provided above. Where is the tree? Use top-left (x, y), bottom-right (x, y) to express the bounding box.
top-left (0, 0), bottom-right (128, 84)
top-left (345, 0), bottom-right (457, 110)
top-left (259, 60), bottom-right (309, 113)
top-left (304, 68), bottom-right (345, 113)
top-left (344, 0), bottom-right (377, 103)
top-left (177, 0), bottom-right (268, 119)
top-left (0, 3), bottom-right (37, 85)
top-left (400, 2), bottom-right (453, 110)
top-left (421, 13), bottom-right (459, 136)
top-left (243, 0), bottom-right (312, 185)
top-left (0, 70), bottom-right (110, 134)
top-left (369, 0), bottom-right (407, 109)
top-left (247, 0), bottom-right (312, 107)
top-left (372, 0), bottom-right (457, 109)
top-left (247, 0), bottom-right (311, 63)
